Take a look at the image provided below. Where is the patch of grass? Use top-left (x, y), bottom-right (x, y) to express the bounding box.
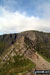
top-left (0, 55), bottom-right (35, 75)
top-left (37, 51), bottom-right (50, 63)
top-left (35, 42), bottom-right (50, 63)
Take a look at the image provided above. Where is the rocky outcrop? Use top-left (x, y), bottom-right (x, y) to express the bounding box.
top-left (0, 30), bottom-right (50, 60)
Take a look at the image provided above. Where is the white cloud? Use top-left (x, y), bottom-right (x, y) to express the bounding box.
top-left (37, 2), bottom-right (50, 19)
top-left (0, 7), bottom-right (50, 34)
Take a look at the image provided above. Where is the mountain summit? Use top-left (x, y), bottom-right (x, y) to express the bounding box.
top-left (0, 30), bottom-right (50, 75)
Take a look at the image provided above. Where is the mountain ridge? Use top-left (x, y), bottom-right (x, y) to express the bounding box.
top-left (0, 30), bottom-right (50, 58)
top-left (0, 30), bottom-right (50, 75)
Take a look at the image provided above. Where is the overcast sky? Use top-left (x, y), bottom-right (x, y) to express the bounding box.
top-left (0, 0), bottom-right (50, 34)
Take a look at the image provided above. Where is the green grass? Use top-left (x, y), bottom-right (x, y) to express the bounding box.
top-left (0, 41), bottom-right (11, 57)
top-left (0, 42), bottom-right (5, 54)
top-left (37, 51), bottom-right (50, 63)
top-left (0, 55), bottom-right (35, 75)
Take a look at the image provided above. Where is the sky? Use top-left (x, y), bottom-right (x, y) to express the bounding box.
top-left (0, 0), bottom-right (50, 34)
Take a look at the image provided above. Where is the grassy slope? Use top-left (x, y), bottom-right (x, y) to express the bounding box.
top-left (35, 32), bottom-right (50, 62)
top-left (0, 55), bottom-right (35, 75)
top-left (37, 52), bottom-right (50, 63)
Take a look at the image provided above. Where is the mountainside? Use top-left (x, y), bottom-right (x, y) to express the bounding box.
top-left (0, 30), bottom-right (50, 75)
